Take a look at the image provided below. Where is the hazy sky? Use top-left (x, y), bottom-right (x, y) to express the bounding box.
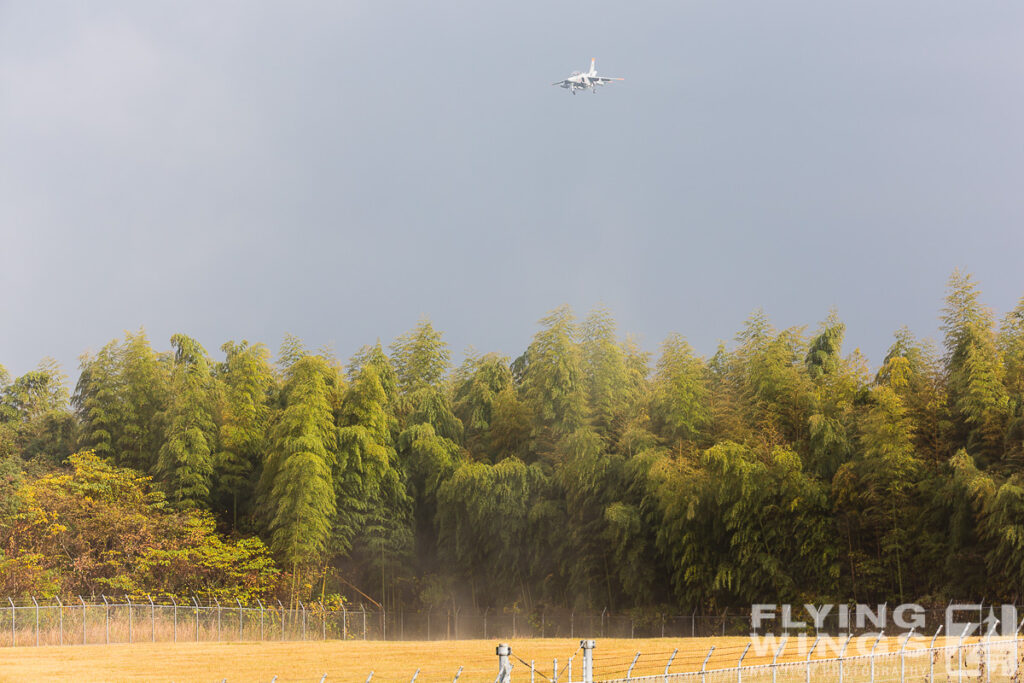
top-left (2, 1), bottom-right (1023, 379)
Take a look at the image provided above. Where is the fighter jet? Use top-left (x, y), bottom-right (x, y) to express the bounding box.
top-left (552, 58), bottom-right (624, 94)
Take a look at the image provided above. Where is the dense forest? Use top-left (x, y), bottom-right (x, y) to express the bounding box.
top-left (2, 271), bottom-right (1024, 613)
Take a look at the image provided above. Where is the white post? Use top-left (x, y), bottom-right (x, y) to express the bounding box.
top-left (79, 596), bottom-right (86, 645)
top-left (957, 623), bottom-right (971, 683)
top-left (102, 594), bottom-right (110, 644)
top-left (455, 665), bottom-right (464, 683)
top-left (55, 596), bottom-right (63, 646)
top-left (736, 642), bottom-right (751, 683)
top-left (300, 601), bottom-right (306, 641)
top-left (7, 598), bottom-right (13, 647)
top-left (771, 636), bottom-right (788, 683)
top-left (193, 596), bottom-right (200, 642)
top-left (237, 598), bottom-right (243, 641)
top-left (985, 619), bottom-right (998, 683)
top-left (568, 655), bottom-right (573, 682)
top-left (277, 600), bottom-right (285, 641)
top-left (214, 597), bottom-right (221, 641)
top-left (626, 653), bottom-right (639, 681)
top-left (806, 635), bottom-right (820, 683)
top-left (928, 626), bottom-right (942, 682)
top-left (31, 596), bottom-right (38, 647)
top-left (149, 595), bottom-right (155, 642)
top-left (362, 604), bottom-right (367, 640)
top-left (554, 657), bottom-right (559, 683)
top-left (530, 661), bottom-right (535, 683)
top-left (701, 646), bottom-right (715, 683)
top-left (495, 645), bottom-right (513, 683)
top-left (665, 648), bottom-right (678, 683)
top-left (126, 596), bottom-right (132, 644)
top-left (257, 598), bottom-right (264, 641)
top-left (172, 596), bottom-right (178, 642)
top-left (898, 627), bottom-right (914, 683)
top-left (870, 630), bottom-right (884, 683)
top-left (343, 604), bottom-right (348, 640)
top-left (581, 640), bottom-right (595, 683)
top-left (837, 634), bottom-right (853, 683)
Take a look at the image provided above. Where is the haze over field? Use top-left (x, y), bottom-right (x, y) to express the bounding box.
top-left (2, 1), bottom-right (1023, 375)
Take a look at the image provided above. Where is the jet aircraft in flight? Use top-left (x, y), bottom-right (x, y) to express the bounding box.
top-left (552, 58), bottom-right (624, 94)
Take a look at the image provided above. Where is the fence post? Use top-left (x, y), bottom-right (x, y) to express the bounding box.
top-left (571, 609), bottom-right (575, 639)
top-left (193, 596), bottom-right (200, 642)
top-left (870, 630), bottom-right (884, 683)
top-left (1014, 618), bottom-right (1024, 678)
top-left (692, 609), bottom-right (696, 637)
top-left (626, 652), bottom-right (639, 681)
top-left (722, 608), bottom-right (727, 637)
top-left (928, 626), bottom-right (942, 682)
top-left (277, 600), bottom-right (285, 641)
top-left (55, 596), bottom-right (63, 646)
top-left (300, 601), bottom-right (306, 641)
top-left (31, 596), bottom-right (39, 647)
top-left (7, 597), bottom-right (13, 647)
top-left (837, 633), bottom-right (853, 683)
top-left (126, 596), bottom-right (132, 644)
top-left (601, 607), bottom-right (606, 638)
top-left (455, 665), bottom-right (464, 683)
top-left (483, 607), bottom-right (488, 639)
top-left (321, 601), bottom-right (326, 641)
top-left (554, 657), bottom-right (559, 683)
top-left (214, 597), bottom-right (221, 641)
top-left (496, 643), bottom-right (511, 683)
top-left (530, 661), bottom-right (535, 683)
top-left (102, 594), bottom-right (110, 644)
top-left (898, 627), bottom-right (915, 683)
top-left (701, 646), bottom-right (715, 683)
top-left (237, 598), bottom-right (243, 641)
top-left (736, 642), bottom-right (750, 683)
top-left (362, 604), bottom-right (367, 640)
top-left (149, 595), bottom-right (155, 643)
top-left (806, 635), bottom-right (820, 683)
top-left (344, 604), bottom-right (349, 640)
top-left (957, 623), bottom-right (971, 683)
top-left (257, 598), bottom-right (264, 641)
top-left (171, 596), bottom-right (178, 643)
top-left (581, 639), bottom-right (595, 683)
top-left (985, 619), bottom-right (999, 683)
top-left (665, 648), bottom-right (678, 683)
top-left (770, 635), bottom-right (788, 683)
top-left (79, 596), bottom-right (86, 645)
top-left (513, 609), bottom-right (516, 638)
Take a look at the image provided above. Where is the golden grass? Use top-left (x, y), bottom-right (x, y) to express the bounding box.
top-left (0, 635), bottom-right (1003, 683)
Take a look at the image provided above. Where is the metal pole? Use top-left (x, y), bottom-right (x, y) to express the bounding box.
top-left (277, 600), bottom-right (285, 641)
top-left (581, 640), bottom-right (595, 683)
top-left (172, 596), bottom-right (178, 642)
top-left (193, 596), bottom-right (200, 642)
top-left (214, 597), bottom-right (221, 641)
top-left (736, 642), bottom-right (750, 683)
top-left (7, 598), bottom-right (13, 647)
top-left (530, 661), bottom-right (535, 683)
top-left (554, 657), bottom-right (559, 683)
top-left (692, 609), bottom-right (696, 637)
top-left (870, 630), bottom-right (884, 683)
top-left (362, 604), bottom-right (367, 640)
top-left (626, 653), bottom-right (639, 681)
top-left (149, 595), bottom-right (155, 643)
top-left (455, 665), bottom-right (464, 683)
top-left (321, 601), bottom-right (326, 641)
top-left (985, 619), bottom-right (998, 683)
top-left (126, 596), bottom-right (132, 644)
top-left (483, 607), bottom-right (488, 639)
top-left (571, 609), bottom-right (575, 639)
top-left (55, 596), bottom-right (63, 646)
top-left (79, 596), bottom-right (86, 645)
top-left (928, 626), bottom-right (942, 683)
top-left (601, 607), bottom-right (606, 638)
top-left (771, 635), bottom-right (788, 683)
top-left (701, 646), bottom-right (715, 683)
top-left (898, 627), bottom-right (914, 683)
top-left (805, 635), bottom-right (820, 683)
top-left (1014, 617), bottom-right (1024, 678)
top-left (258, 598), bottom-right (264, 641)
top-left (665, 648), bottom-right (678, 683)
top-left (958, 623), bottom-right (971, 683)
top-left (237, 598), bottom-right (243, 641)
top-left (102, 594), bottom-right (110, 644)
top-left (496, 644), bottom-right (511, 683)
top-left (300, 601), bottom-right (306, 641)
top-left (838, 633), bottom-right (853, 683)
top-left (32, 596), bottom-right (38, 647)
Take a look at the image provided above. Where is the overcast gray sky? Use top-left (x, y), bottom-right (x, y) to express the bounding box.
top-left (2, 1), bottom-right (1023, 379)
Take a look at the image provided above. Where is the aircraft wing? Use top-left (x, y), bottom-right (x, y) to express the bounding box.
top-left (552, 80), bottom-right (570, 86)
top-left (591, 76), bottom-right (624, 84)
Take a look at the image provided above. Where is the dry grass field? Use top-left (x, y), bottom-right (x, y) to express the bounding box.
top-left (0, 635), bottom-right (995, 683)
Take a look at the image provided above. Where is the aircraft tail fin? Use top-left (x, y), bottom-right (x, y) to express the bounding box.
top-left (589, 58), bottom-right (596, 75)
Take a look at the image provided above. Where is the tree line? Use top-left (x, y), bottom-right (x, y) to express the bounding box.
top-left (2, 270), bottom-right (1024, 612)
